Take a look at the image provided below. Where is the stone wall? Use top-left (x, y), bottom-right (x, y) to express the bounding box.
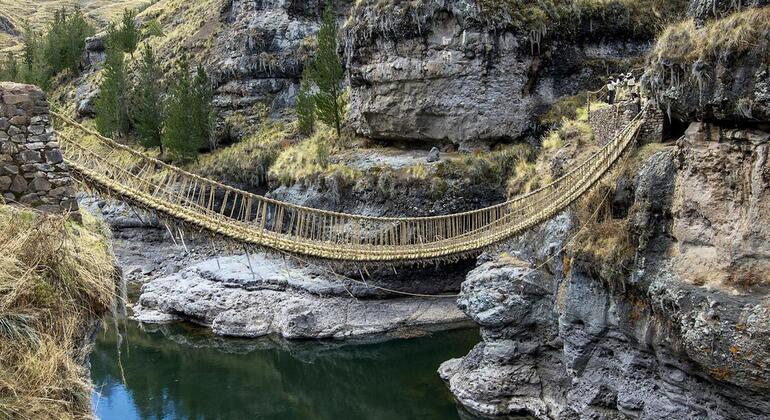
top-left (0, 82), bottom-right (79, 215)
top-left (589, 100), bottom-right (664, 145)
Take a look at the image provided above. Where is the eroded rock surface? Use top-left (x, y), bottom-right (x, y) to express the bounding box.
top-left (133, 254), bottom-right (470, 339)
top-left (343, 1), bottom-right (655, 146)
top-left (441, 128), bottom-right (770, 419)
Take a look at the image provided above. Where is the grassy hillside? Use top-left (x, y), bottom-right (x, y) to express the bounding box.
top-left (0, 0), bottom-right (150, 50)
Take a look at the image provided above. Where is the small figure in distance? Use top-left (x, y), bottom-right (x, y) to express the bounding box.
top-left (607, 77), bottom-right (616, 105)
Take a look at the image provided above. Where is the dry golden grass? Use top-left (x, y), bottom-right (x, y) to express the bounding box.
top-left (0, 205), bottom-right (115, 420)
top-left (191, 121), bottom-right (296, 189)
top-left (0, 0), bottom-right (151, 50)
top-left (650, 6), bottom-right (770, 65)
top-left (137, 0), bottom-right (225, 68)
top-left (269, 126), bottom-right (363, 187)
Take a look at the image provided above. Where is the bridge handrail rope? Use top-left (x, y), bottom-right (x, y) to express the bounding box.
top-left (50, 107), bottom-right (644, 262)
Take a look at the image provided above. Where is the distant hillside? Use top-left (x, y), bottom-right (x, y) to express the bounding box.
top-left (0, 0), bottom-right (150, 50)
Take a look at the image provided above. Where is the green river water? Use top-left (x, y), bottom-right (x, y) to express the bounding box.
top-left (90, 321), bottom-right (484, 420)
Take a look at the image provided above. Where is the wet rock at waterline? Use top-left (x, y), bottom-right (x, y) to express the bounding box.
top-left (133, 254), bottom-right (471, 339)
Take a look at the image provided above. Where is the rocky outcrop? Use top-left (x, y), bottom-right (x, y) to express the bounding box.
top-left (343, 0), bottom-right (672, 147)
top-left (644, 5), bottom-right (770, 124)
top-left (440, 125), bottom-right (770, 418)
top-left (133, 253), bottom-right (470, 339)
top-left (672, 123), bottom-right (770, 291)
top-left (0, 82), bottom-right (79, 215)
top-left (0, 16), bottom-right (18, 37)
top-left (208, 0), bottom-right (352, 136)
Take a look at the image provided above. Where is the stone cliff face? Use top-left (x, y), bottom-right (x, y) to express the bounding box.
top-left (440, 124), bottom-right (770, 418)
top-left (643, 4), bottom-right (770, 125)
top-left (207, 0), bottom-right (353, 138)
top-left (342, 0), bottom-right (667, 147)
top-left (209, 1), bottom-right (321, 121)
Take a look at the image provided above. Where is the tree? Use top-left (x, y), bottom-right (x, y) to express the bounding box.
top-left (95, 31), bottom-right (130, 138)
top-left (132, 44), bottom-right (164, 154)
top-left (42, 7), bottom-right (93, 78)
top-left (295, 67), bottom-right (315, 135)
top-left (307, 3), bottom-right (345, 137)
top-left (19, 22), bottom-right (48, 88)
top-left (0, 53), bottom-right (19, 82)
top-left (191, 64), bottom-right (214, 149)
top-left (116, 8), bottom-right (140, 56)
top-left (162, 62), bottom-right (212, 162)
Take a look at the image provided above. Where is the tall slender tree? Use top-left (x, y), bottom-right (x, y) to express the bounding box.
top-left (163, 61), bottom-right (211, 161)
top-left (132, 44), bottom-right (164, 154)
top-left (308, 3), bottom-right (345, 137)
top-left (117, 8), bottom-right (140, 56)
top-left (295, 67), bottom-right (315, 135)
top-left (95, 29), bottom-right (130, 138)
top-left (19, 22), bottom-right (48, 88)
top-left (191, 64), bottom-right (214, 150)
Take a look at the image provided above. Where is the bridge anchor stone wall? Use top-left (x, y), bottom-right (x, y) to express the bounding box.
top-left (0, 82), bottom-right (79, 216)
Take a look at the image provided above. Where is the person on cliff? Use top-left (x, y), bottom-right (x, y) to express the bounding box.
top-left (607, 78), bottom-right (617, 104)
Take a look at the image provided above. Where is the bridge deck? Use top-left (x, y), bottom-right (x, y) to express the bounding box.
top-left (52, 111), bottom-right (643, 263)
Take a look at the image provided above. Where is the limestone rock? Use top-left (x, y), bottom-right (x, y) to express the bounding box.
top-left (132, 254), bottom-right (471, 339)
top-left (426, 147), bottom-right (440, 163)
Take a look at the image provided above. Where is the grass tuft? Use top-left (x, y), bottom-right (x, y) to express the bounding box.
top-left (0, 206), bottom-right (115, 420)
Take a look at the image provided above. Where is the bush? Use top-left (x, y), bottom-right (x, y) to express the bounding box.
top-left (649, 6), bottom-right (770, 66)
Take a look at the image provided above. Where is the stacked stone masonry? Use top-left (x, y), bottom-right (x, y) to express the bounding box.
top-left (589, 100), bottom-right (664, 146)
top-left (0, 82), bottom-right (79, 215)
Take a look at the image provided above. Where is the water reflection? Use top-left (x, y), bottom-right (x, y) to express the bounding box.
top-left (91, 321), bottom-right (482, 420)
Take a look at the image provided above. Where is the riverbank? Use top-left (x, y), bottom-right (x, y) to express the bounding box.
top-left (83, 198), bottom-right (474, 340)
top-left (0, 206), bottom-right (116, 419)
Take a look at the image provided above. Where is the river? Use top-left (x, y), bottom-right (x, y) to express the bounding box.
top-left (90, 321), bottom-right (483, 420)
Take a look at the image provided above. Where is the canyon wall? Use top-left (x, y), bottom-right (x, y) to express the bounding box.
top-left (441, 4), bottom-right (770, 417)
top-left (440, 118), bottom-right (770, 419)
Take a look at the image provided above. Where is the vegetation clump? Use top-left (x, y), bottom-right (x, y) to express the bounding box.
top-left (649, 7), bottom-right (770, 67)
top-left (269, 127), bottom-right (361, 187)
top-left (0, 7), bottom-right (94, 89)
top-left (507, 107), bottom-right (597, 196)
top-left (193, 122), bottom-right (295, 189)
top-left (0, 206), bottom-right (115, 420)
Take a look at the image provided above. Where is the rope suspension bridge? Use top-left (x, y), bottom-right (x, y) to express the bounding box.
top-left (51, 110), bottom-right (644, 265)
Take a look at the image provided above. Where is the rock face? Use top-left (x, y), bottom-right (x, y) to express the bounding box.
top-left (0, 16), bottom-right (18, 37)
top-left (0, 83), bottom-right (79, 215)
top-left (672, 123), bottom-right (770, 291)
top-left (133, 254), bottom-right (470, 339)
top-left (208, 0), bottom-right (351, 133)
top-left (343, 1), bottom-right (656, 146)
top-left (644, 4), bottom-right (770, 124)
top-left (440, 126), bottom-right (770, 418)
